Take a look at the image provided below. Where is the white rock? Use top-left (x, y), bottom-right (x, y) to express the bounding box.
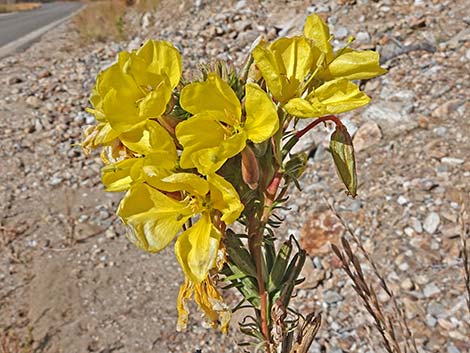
top-left (356, 31), bottom-right (370, 44)
top-left (423, 212), bottom-right (440, 234)
top-left (441, 157), bottom-right (464, 165)
top-left (397, 195), bottom-right (408, 205)
top-left (424, 283), bottom-right (441, 297)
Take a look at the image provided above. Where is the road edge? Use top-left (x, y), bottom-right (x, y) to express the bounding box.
top-left (0, 4), bottom-right (84, 59)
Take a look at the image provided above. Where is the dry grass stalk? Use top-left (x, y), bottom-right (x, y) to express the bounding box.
top-left (458, 203), bottom-right (470, 316)
top-left (328, 203), bottom-right (418, 353)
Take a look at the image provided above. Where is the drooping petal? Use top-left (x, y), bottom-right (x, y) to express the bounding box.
top-left (310, 78), bottom-right (371, 115)
top-left (207, 174), bottom-right (244, 224)
top-left (176, 278), bottom-right (193, 332)
top-left (174, 213), bottom-right (221, 283)
top-left (118, 183), bottom-right (192, 253)
top-left (303, 14), bottom-right (334, 62)
top-left (244, 83), bottom-right (279, 143)
top-left (329, 50), bottom-right (387, 80)
top-left (193, 277), bottom-right (231, 333)
top-left (180, 74), bottom-right (241, 125)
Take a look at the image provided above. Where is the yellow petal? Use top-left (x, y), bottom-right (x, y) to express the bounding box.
top-left (284, 97), bottom-right (322, 118)
top-left (138, 79), bottom-right (173, 119)
top-left (135, 40), bottom-right (182, 89)
top-left (252, 44), bottom-right (288, 102)
top-left (159, 172), bottom-right (209, 196)
top-left (244, 83), bottom-right (279, 143)
top-left (270, 36), bottom-right (315, 88)
top-left (303, 14), bottom-right (334, 62)
top-left (177, 114), bottom-right (246, 174)
top-left (101, 158), bottom-right (142, 192)
top-left (118, 183), bottom-right (191, 253)
top-left (180, 73), bottom-right (241, 125)
top-left (102, 88), bottom-right (143, 133)
top-left (190, 132), bottom-right (247, 175)
top-left (329, 50), bottom-right (387, 80)
top-left (174, 213), bottom-right (221, 283)
top-left (311, 78), bottom-right (371, 115)
top-left (120, 120), bottom-right (176, 158)
top-left (208, 174), bottom-right (244, 224)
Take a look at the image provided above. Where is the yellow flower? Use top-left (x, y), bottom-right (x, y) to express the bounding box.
top-left (176, 73), bottom-right (279, 175)
top-left (177, 276), bottom-right (230, 333)
top-left (84, 40), bottom-right (182, 155)
top-left (303, 14), bottom-right (387, 81)
top-left (100, 120), bottom-right (177, 192)
top-left (117, 172), bottom-right (243, 282)
top-left (252, 36), bottom-right (320, 103)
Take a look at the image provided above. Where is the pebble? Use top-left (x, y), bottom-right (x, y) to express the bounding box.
top-left (397, 195), bottom-right (408, 205)
top-left (353, 121), bottom-right (382, 152)
top-left (334, 26), bottom-right (348, 39)
top-left (323, 290), bottom-right (343, 304)
top-left (441, 157), bottom-right (464, 165)
top-left (355, 31), bottom-right (370, 44)
top-left (423, 283), bottom-right (441, 298)
top-left (423, 212), bottom-right (440, 234)
top-left (447, 345), bottom-right (461, 353)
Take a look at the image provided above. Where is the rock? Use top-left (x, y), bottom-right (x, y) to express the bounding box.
top-left (426, 314), bottom-right (437, 327)
top-left (400, 278), bottom-right (414, 290)
top-left (37, 70), bottom-right (51, 79)
top-left (362, 99), bottom-right (416, 135)
top-left (441, 157), bottom-right (464, 165)
top-left (298, 258), bottom-right (326, 289)
top-left (300, 211), bottom-right (344, 257)
top-left (447, 344), bottom-right (461, 353)
top-left (26, 96), bottom-right (41, 109)
top-left (323, 290), bottom-right (343, 304)
top-left (353, 121), bottom-right (382, 152)
top-left (334, 26), bottom-right (348, 39)
top-left (397, 195), bottom-right (408, 205)
top-left (432, 99), bottom-right (464, 117)
top-left (355, 31), bottom-right (370, 44)
top-left (410, 218), bottom-right (423, 233)
top-left (423, 283), bottom-right (441, 298)
top-left (141, 12), bottom-right (154, 31)
top-left (423, 212), bottom-right (440, 234)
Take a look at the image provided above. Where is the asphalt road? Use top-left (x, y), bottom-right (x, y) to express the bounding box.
top-left (0, 1), bottom-right (82, 48)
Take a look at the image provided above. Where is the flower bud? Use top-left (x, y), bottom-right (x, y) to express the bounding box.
top-left (241, 145), bottom-right (259, 190)
top-left (329, 124), bottom-right (357, 197)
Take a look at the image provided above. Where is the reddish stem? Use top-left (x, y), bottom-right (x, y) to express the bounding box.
top-left (295, 115), bottom-right (343, 139)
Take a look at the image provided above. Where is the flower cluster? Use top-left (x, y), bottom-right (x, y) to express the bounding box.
top-left (82, 14), bottom-right (385, 333)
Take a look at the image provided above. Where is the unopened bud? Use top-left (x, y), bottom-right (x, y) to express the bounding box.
top-left (241, 145), bottom-right (259, 190)
top-left (329, 124), bottom-right (357, 197)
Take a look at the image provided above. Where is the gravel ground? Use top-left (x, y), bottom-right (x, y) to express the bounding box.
top-left (1, 0), bottom-right (469, 352)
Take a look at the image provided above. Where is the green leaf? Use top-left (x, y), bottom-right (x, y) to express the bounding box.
top-left (268, 239), bottom-right (292, 292)
top-left (329, 124), bottom-right (357, 197)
